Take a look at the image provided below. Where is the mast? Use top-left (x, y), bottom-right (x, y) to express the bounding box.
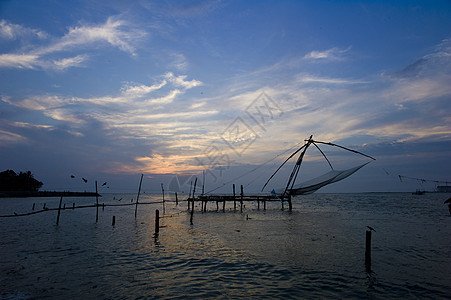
top-left (282, 135), bottom-right (313, 202)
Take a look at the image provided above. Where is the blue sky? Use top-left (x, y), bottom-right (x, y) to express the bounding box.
top-left (1, 0), bottom-right (450, 194)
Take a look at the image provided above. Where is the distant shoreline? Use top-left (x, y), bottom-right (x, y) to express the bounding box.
top-left (0, 191), bottom-right (101, 198)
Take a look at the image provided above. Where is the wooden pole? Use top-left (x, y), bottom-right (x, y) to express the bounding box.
top-left (95, 181), bottom-right (99, 223)
top-left (175, 192), bottom-right (178, 206)
top-left (240, 185), bottom-right (244, 213)
top-left (222, 197), bottom-right (226, 212)
top-left (365, 230), bottom-right (372, 270)
top-left (190, 201), bottom-right (194, 225)
top-left (155, 209), bottom-right (160, 235)
top-left (161, 183), bottom-right (165, 215)
top-left (56, 196), bottom-right (63, 225)
top-left (233, 184), bottom-right (236, 211)
top-left (135, 174), bottom-right (143, 219)
top-left (188, 181), bottom-right (193, 210)
top-left (32, 203), bottom-right (35, 210)
top-left (193, 178), bottom-right (197, 199)
top-left (112, 216), bottom-right (116, 226)
top-left (190, 178), bottom-right (197, 225)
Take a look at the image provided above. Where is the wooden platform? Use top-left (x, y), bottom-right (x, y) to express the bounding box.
top-left (188, 193), bottom-right (292, 212)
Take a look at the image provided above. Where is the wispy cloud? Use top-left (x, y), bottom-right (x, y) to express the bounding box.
top-left (297, 74), bottom-right (368, 85)
top-left (0, 54), bottom-right (40, 69)
top-left (0, 19), bottom-right (47, 39)
top-left (303, 46), bottom-right (351, 61)
top-left (165, 72), bottom-right (203, 89)
top-left (0, 16), bottom-right (146, 71)
top-left (121, 81), bottom-right (168, 98)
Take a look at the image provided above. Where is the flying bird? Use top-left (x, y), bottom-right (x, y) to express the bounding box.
top-left (366, 226), bottom-right (376, 232)
top-left (82, 178), bottom-right (88, 183)
top-left (102, 182), bottom-right (107, 186)
top-left (70, 175), bottom-right (75, 178)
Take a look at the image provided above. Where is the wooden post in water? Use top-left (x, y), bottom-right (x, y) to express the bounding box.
top-left (175, 192), bottom-right (178, 206)
top-left (190, 178), bottom-right (197, 225)
top-left (112, 216), bottom-right (116, 226)
top-left (95, 181), bottom-right (99, 223)
top-left (222, 198), bottom-right (226, 212)
top-left (32, 203), bottom-right (35, 210)
top-left (161, 183), bottom-right (165, 215)
top-left (135, 174), bottom-right (143, 219)
top-left (188, 181), bottom-right (193, 210)
top-left (240, 185), bottom-right (244, 213)
top-left (233, 184), bottom-right (236, 211)
top-left (365, 230), bottom-right (372, 270)
top-left (155, 209), bottom-right (160, 235)
top-left (72, 202), bottom-right (75, 209)
top-left (288, 194), bottom-right (293, 212)
top-left (56, 196), bottom-right (63, 225)
top-left (263, 200), bottom-right (266, 210)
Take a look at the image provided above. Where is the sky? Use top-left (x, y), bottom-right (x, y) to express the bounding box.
top-left (1, 0), bottom-right (450, 194)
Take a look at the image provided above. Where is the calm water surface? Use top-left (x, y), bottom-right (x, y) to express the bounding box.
top-left (1, 193), bottom-right (450, 299)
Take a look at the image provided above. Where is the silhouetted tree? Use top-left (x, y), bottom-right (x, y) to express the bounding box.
top-left (0, 170), bottom-right (43, 191)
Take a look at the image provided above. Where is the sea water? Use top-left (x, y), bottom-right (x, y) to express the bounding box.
top-left (1, 193), bottom-right (450, 299)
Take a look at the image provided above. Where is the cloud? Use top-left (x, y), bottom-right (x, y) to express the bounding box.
top-left (0, 53), bottom-right (40, 69)
top-left (169, 52), bottom-right (189, 71)
top-left (38, 16), bottom-right (145, 56)
top-left (165, 72), bottom-right (203, 89)
top-left (0, 16), bottom-right (146, 70)
top-left (52, 55), bottom-right (89, 71)
top-left (303, 46), bottom-right (351, 61)
top-left (145, 89), bottom-right (182, 105)
top-left (0, 19), bottom-right (47, 39)
top-left (297, 74), bottom-right (368, 85)
top-left (121, 80), bottom-right (167, 98)
top-left (0, 129), bottom-right (26, 144)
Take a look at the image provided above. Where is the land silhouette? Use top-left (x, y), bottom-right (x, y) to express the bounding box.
top-left (0, 169), bottom-right (99, 198)
top-left (0, 170), bottom-right (43, 192)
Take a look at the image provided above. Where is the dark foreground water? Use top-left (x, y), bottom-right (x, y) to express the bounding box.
top-left (1, 193), bottom-right (450, 299)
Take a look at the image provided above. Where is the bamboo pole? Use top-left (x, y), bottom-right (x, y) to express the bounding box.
top-left (95, 181), bottom-right (99, 223)
top-left (233, 184), bottom-right (236, 211)
top-left (365, 230), bottom-right (372, 271)
top-left (240, 185), bottom-right (244, 213)
top-left (161, 183), bottom-right (165, 215)
top-left (190, 178), bottom-right (197, 225)
top-left (188, 181), bottom-right (193, 210)
top-left (135, 174), bottom-right (143, 219)
top-left (56, 196), bottom-right (63, 225)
